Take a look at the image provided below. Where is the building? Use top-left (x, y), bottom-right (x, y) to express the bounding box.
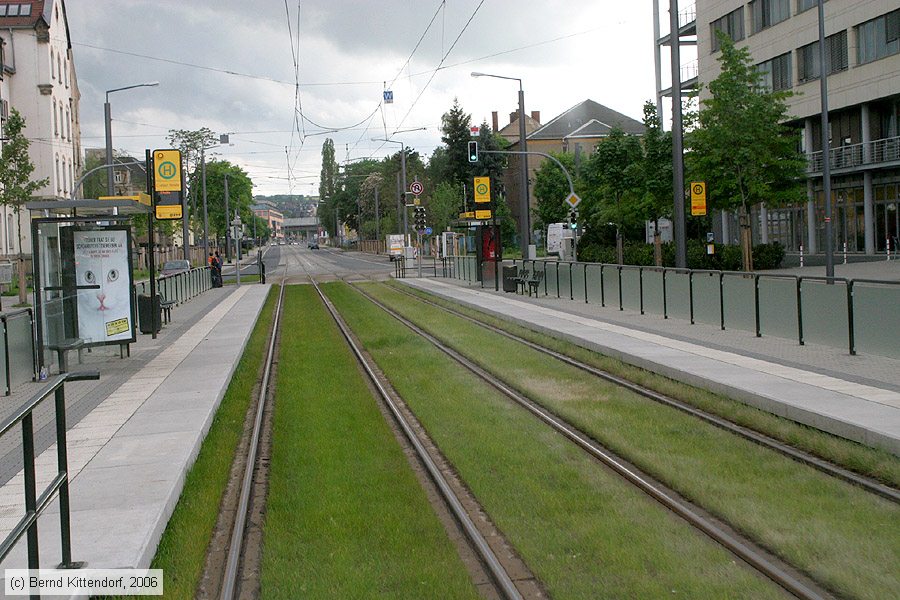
top-left (695, 0), bottom-right (900, 255)
top-left (503, 100), bottom-right (644, 229)
top-left (0, 0), bottom-right (81, 259)
top-left (251, 200), bottom-right (284, 240)
top-left (282, 216), bottom-right (321, 241)
top-left (83, 149), bottom-right (146, 196)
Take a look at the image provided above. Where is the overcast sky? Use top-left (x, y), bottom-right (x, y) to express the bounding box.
top-left (66, 0), bottom-right (679, 197)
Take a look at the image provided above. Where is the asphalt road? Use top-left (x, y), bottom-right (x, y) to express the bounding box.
top-left (259, 244), bottom-right (396, 283)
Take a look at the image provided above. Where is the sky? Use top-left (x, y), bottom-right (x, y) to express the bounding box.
top-left (65, 0), bottom-right (678, 197)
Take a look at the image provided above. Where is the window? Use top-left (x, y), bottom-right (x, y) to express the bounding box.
top-left (797, 30), bottom-right (848, 82)
top-left (50, 49), bottom-right (55, 80)
top-left (59, 104), bottom-right (64, 138)
top-left (65, 108), bottom-right (70, 139)
top-left (711, 7), bottom-right (745, 52)
top-left (757, 52), bottom-right (792, 91)
top-left (53, 100), bottom-right (58, 135)
top-left (751, 0), bottom-right (790, 34)
top-left (0, 6), bottom-right (7, 17)
top-left (20, 4), bottom-right (30, 16)
top-left (858, 9), bottom-right (900, 64)
top-left (6, 5), bottom-right (18, 17)
top-left (55, 156), bottom-right (61, 193)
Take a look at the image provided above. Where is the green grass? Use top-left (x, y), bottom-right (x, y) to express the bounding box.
top-left (324, 281), bottom-right (785, 600)
top-left (143, 287), bottom-right (277, 599)
top-left (259, 285), bottom-right (480, 599)
top-left (367, 281), bottom-right (900, 600)
top-left (390, 279), bottom-right (900, 487)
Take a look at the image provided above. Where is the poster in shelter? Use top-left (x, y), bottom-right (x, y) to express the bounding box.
top-left (74, 229), bottom-right (132, 343)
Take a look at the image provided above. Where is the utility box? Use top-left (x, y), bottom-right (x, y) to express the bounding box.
top-left (502, 266), bottom-right (517, 293)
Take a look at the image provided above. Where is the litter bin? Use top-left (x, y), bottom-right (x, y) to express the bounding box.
top-left (502, 265), bottom-right (518, 293)
top-left (137, 294), bottom-right (161, 334)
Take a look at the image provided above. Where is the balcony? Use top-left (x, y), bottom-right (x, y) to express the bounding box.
top-left (806, 135), bottom-right (900, 175)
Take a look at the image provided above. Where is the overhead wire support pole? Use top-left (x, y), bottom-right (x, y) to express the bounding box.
top-left (669, 0), bottom-right (687, 269)
top-left (818, 0), bottom-right (834, 280)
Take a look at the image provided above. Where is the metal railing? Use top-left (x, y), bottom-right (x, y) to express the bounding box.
top-left (393, 256), bottom-right (442, 279)
top-left (1, 308), bottom-right (36, 396)
top-left (806, 135), bottom-right (900, 173)
top-left (442, 257), bottom-right (900, 359)
top-left (134, 266), bottom-right (212, 305)
top-left (0, 371), bottom-right (100, 576)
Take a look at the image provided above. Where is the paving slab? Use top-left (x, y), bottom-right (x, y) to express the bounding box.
top-left (0, 283), bottom-right (270, 595)
top-left (402, 278), bottom-right (900, 456)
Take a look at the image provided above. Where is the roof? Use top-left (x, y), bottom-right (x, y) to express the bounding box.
top-left (0, 1), bottom-right (45, 28)
top-left (527, 99), bottom-right (644, 141)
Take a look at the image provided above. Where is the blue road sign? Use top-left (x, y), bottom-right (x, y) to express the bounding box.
top-left (383, 90), bottom-right (393, 103)
top-left (425, 227), bottom-right (433, 235)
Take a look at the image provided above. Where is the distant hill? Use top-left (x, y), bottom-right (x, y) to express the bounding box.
top-left (253, 194), bottom-right (320, 217)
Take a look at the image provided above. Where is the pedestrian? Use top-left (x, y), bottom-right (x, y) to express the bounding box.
top-left (212, 251), bottom-right (224, 287)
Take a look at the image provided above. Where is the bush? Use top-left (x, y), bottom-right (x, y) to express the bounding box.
top-left (576, 239), bottom-right (785, 271)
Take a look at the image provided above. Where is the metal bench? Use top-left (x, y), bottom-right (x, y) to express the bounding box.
top-left (47, 338), bottom-right (84, 373)
top-left (525, 271), bottom-right (544, 297)
top-left (158, 292), bottom-right (176, 324)
top-left (512, 269), bottom-right (530, 294)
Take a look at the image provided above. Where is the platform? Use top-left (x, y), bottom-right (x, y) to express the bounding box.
top-left (401, 278), bottom-right (900, 456)
top-left (0, 283), bottom-right (270, 593)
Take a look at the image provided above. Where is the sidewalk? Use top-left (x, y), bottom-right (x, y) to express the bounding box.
top-left (401, 278), bottom-right (900, 456)
top-left (0, 283), bottom-right (270, 584)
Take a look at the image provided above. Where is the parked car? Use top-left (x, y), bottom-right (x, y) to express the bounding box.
top-left (308, 239), bottom-right (319, 250)
top-left (160, 259), bottom-right (191, 278)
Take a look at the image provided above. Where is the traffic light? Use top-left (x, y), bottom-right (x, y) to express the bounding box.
top-left (468, 141), bottom-right (478, 162)
top-left (414, 206), bottom-right (427, 233)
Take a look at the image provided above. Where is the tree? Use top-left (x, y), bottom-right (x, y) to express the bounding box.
top-left (687, 32), bottom-right (805, 270)
top-left (319, 138), bottom-right (338, 203)
top-left (532, 151), bottom-right (575, 232)
top-left (201, 161), bottom-right (254, 245)
top-left (168, 128), bottom-right (218, 238)
top-left (635, 101), bottom-right (673, 265)
top-left (0, 109), bottom-right (49, 303)
top-left (440, 98), bottom-right (472, 187)
top-left (429, 181), bottom-right (463, 235)
top-left (583, 127), bottom-right (643, 263)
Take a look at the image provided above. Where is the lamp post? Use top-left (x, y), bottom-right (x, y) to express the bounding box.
top-left (471, 71), bottom-right (531, 258)
top-left (372, 138), bottom-right (408, 241)
top-left (104, 82), bottom-right (159, 197)
top-left (817, 0), bottom-right (835, 279)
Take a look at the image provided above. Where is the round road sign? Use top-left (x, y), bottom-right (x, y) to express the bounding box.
top-left (409, 181), bottom-right (424, 195)
top-left (425, 227), bottom-right (433, 235)
top-left (692, 183), bottom-right (704, 196)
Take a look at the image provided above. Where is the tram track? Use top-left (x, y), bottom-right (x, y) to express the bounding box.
top-left (381, 279), bottom-right (900, 504)
top-left (303, 269), bottom-right (531, 600)
top-left (346, 279), bottom-right (835, 600)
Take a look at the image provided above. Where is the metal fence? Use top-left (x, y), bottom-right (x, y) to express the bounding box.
top-left (1, 308), bottom-right (36, 396)
top-left (0, 371), bottom-right (99, 574)
top-left (134, 266), bottom-right (212, 306)
top-left (441, 257), bottom-right (900, 359)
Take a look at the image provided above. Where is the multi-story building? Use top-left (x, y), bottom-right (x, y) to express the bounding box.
top-left (252, 200), bottom-right (284, 240)
top-left (0, 0), bottom-right (81, 258)
top-left (696, 0), bottom-right (900, 255)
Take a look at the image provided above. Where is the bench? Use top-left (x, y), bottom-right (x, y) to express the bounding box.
top-left (158, 292), bottom-right (176, 324)
top-left (47, 338), bottom-right (84, 373)
top-left (512, 269), bottom-right (530, 294)
top-left (525, 271), bottom-right (544, 297)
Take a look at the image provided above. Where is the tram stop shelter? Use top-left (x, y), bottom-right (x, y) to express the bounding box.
top-left (26, 197), bottom-right (152, 371)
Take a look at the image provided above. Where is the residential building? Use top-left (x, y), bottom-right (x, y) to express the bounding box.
top-left (0, 0), bottom-right (81, 258)
top-left (503, 100), bottom-right (644, 229)
top-left (83, 148), bottom-right (146, 196)
top-left (282, 216), bottom-right (321, 241)
top-left (252, 200), bottom-right (284, 240)
top-left (696, 0), bottom-right (900, 254)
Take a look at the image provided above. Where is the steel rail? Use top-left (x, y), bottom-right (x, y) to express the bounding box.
top-left (385, 282), bottom-right (900, 505)
top-left (220, 265), bottom-right (287, 600)
top-left (311, 276), bottom-right (524, 600)
top-left (352, 283), bottom-right (830, 600)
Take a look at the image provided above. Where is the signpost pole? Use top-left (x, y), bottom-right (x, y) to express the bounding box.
top-left (146, 149), bottom-right (158, 340)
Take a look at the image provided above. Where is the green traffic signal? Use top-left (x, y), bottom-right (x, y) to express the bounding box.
top-left (468, 141), bottom-right (478, 162)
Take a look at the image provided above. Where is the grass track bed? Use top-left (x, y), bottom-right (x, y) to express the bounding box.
top-left (260, 285), bottom-right (480, 599)
top-left (366, 281), bottom-right (900, 600)
top-left (146, 288), bottom-right (277, 599)
top-left (324, 282), bottom-right (784, 599)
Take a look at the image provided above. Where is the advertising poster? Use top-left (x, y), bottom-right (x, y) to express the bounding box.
top-left (73, 229), bottom-right (133, 343)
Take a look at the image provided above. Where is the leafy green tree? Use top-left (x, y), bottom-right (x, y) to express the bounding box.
top-left (583, 127), bottom-right (643, 263)
top-left (0, 109), bottom-right (49, 302)
top-left (169, 127), bottom-right (218, 238)
top-left (533, 151), bottom-right (576, 232)
top-left (635, 101), bottom-right (672, 265)
top-left (493, 193), bottom-right (517, 251)
top-left (440, 98), bottom-right (472, 187)
top-left (429, 181), bottom-right (463, 235)
top-left (201, 161), bottom-right (253, 244)
top-left (687, 33), bottom-right (805, 270)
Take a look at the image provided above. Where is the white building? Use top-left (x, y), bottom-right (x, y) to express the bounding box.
top-left (0, 0), bottom-right (81, 258)
top-left (695, 0), bottom-right (900, 255)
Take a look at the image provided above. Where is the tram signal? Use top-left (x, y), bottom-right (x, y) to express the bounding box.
top-left (414, 205), bottom-right (428, 233)
top-left (468, 141), bottom-right (478, 162)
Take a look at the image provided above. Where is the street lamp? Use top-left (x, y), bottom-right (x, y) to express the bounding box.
top-left (471, 71), bottom-right (531, 257)
top-left (104, 82), bottom-right (159, 197)
top-left (372, 138), bottom-right (408, 239)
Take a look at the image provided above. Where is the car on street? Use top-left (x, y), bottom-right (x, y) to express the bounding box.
top-left (160, 259), bottom-right (191, 278)
top-left (308, 240), bottom-right (319, 250)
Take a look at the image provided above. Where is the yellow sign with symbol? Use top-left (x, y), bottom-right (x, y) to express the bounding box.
top-left (474, 177), bottom-right (491, 204)
top-left (690, 181), bottom-right (707, 216)
top-left (154, 149), bottom-right (182, 193)
top-left (475, 209), bottom-right (492, 220)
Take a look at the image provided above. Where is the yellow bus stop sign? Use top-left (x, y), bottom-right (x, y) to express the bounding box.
top-left (153, 149), bottom-right (182, 193)
top-left (690, 181), bottom-right (707, 216)
top-left (474, 177), bottom-right (491, 203)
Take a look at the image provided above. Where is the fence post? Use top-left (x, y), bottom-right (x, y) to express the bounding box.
top-left (754, 274), bottom-right (761, 337)
top-left (719, 272), bottom-right (725, 330)
top-left (55, 385), bottom-right (74, 567)
top-left (584, 263), bottom-right (589, 304)
top-left (796, 277), bottom-right (804, 346)
top-left (639, 267), bottom-right (645, 315)
top-left (555, 262), bottom-right (560, 299)
top-left (22, 413), bottom-right (39, 571)
top-left (618, 266), bottom-right (623, 311)
top-left (570, 262), bottom-right (574, 300)
top-left (689, 271), bottom-right (695, 325)
top-left (847, 280), bottom-right (856, 355)
top-left (600, 265), bottom-right (605, 307)
top-left (662, 269), bottom-right (668, 319)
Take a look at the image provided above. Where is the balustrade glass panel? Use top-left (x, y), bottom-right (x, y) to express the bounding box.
top-left (801, 279), bottom-right (849, 349)
top-left (692, 272), bottom-right (722, 327)
top-left (851, 282), bottom-right (899, 358)
top-left (722, 274), bottom-right (756, 333)
top-left (642, 269), bottom-right (665, 316)
top-left (758, 277), bottom-right (799, 340)
top-left (665, 272), bottom-right (692, 321)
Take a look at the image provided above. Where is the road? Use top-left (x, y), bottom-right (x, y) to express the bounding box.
top-left (256, 244), bottom-right (396, 283)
